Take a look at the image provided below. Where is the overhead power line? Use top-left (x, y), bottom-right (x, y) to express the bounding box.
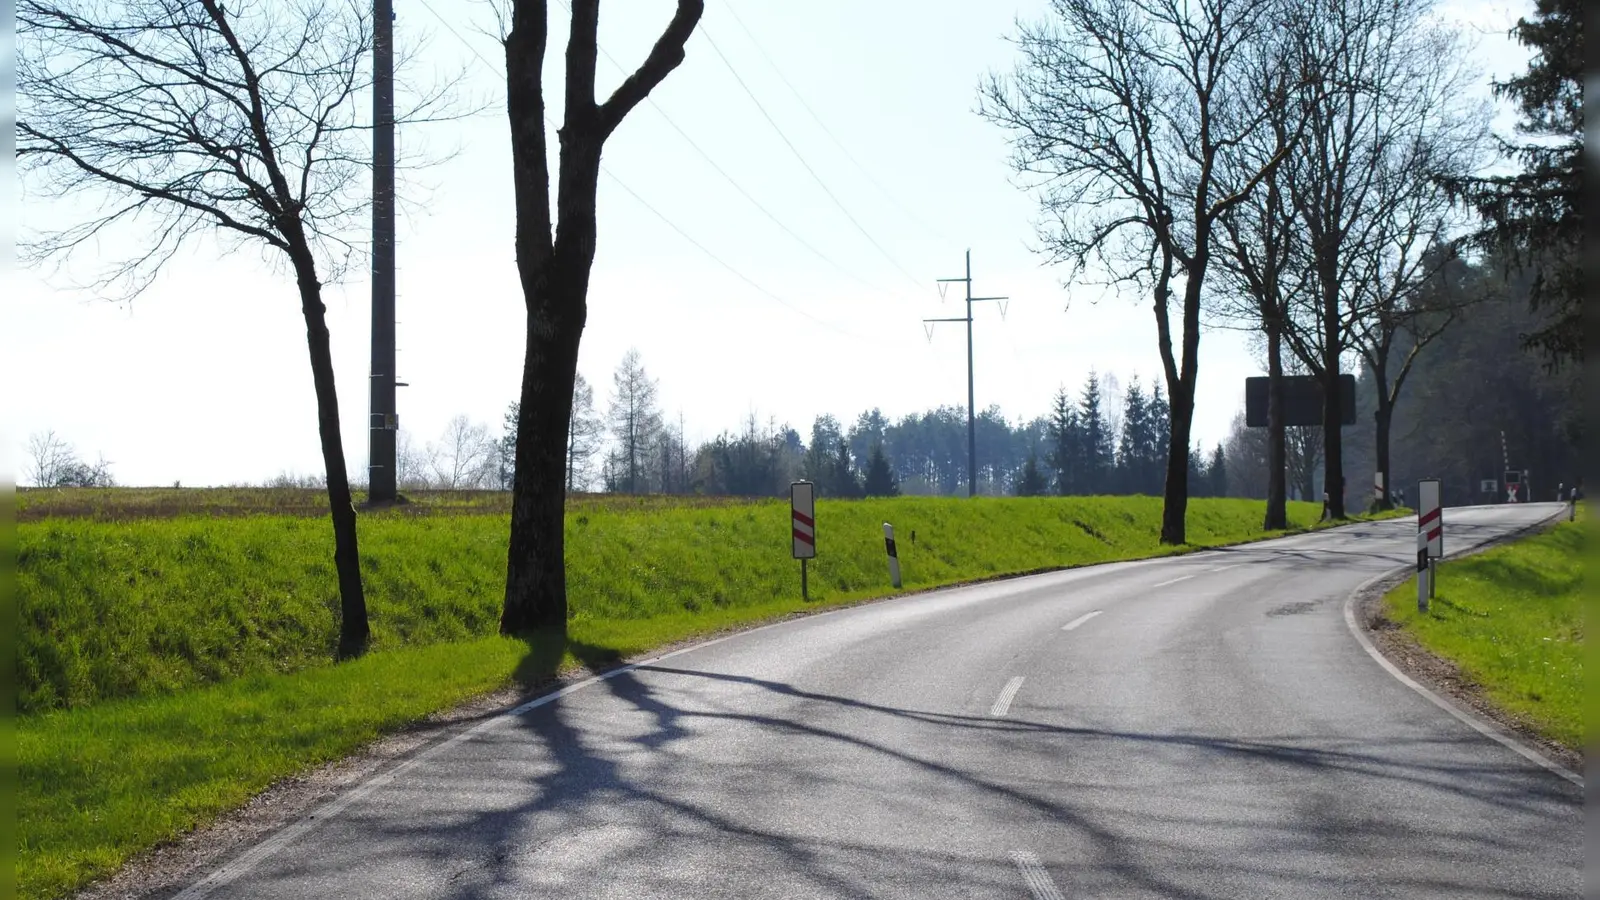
top-left (697, 23), bottom-right (927, 295)
top-left (718, 1), bottom-right (953, 244)
top-left (585, 45), bottom-right (892, 299)
top-left (413, 0), bottom-right (891, 343)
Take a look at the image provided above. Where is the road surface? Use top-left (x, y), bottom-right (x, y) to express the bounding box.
top-left (181, 503), bottom-right (1581, 899)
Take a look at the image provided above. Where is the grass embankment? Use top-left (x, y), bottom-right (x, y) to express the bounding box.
top-left (20, 494), bottom-right (1352, 899)
top-left (1383, 518), bottom-right (1585, 752)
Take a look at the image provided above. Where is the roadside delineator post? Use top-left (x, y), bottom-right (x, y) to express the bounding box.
top-left (791, 481), bottom-right (816, 600)
top-left (883, 522), bottom-right (902, 589)
top-left (1419, 478), bottom-right (1442, 599)
top-left (1416, 529), bottom-right (1429, 613)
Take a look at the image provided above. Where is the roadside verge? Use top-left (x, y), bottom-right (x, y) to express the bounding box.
top-left (1343, 506), bottom-right (1583, 785)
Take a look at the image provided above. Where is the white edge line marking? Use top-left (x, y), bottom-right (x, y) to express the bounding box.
top-left (1341, 558), bottom-right (1583, 788)
top-left (1151, 573), bottom-right (1194, 588)
top-left (1061, 610), bottom-right (1103, 631)
top-left (990, 676), bottom-right (1026, 718)
top-left (170, 622), bottom-right (785, 899)
top-left (1009, 850), bottom-right (1067, 900)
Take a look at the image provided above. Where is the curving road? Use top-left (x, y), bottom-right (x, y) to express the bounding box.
top-left (180, 503), bottom-right (1581, 899)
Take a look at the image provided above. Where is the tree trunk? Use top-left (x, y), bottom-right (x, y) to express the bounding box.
top-left (1320, 318), bottom-right (1346, 520)
top-left (502, 259), bottom-right (586, 634)
top-left (1373, 394), bottom-right (1393, 511)
top-left (1263, 320), bottom-right (1288, 530)
top-left (296, 274), bottom-right (369, 659)
top-left (1161, 380), bottom-right (1195, 544)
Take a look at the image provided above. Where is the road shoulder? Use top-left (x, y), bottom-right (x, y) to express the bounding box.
top-left (1344, 509), bottom-right (1583, 782)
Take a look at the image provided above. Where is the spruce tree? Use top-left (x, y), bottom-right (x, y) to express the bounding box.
top-left (863, 443), bottom-right (900, 497)
top-left (1209, 443), bottom-right (1228, 498)
top-left (1045, 387), bottom-right (1083, 495)
top-left (1079, 372), bottom-right (1113, 494)
top-left (831, 439), bottom-right (861, 498)
top-left (1017, 448), bottom-right (1049, 497)
top-left (1116, 378), bottom-right (1148, 494)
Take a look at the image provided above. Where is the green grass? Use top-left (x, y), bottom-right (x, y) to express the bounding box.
top-left (19, 495), bottom-right (1350, 714)
top-left (1383, 520), bottom-right (1585, 752)
top-left (19, 493), bottom-right (1388, 899)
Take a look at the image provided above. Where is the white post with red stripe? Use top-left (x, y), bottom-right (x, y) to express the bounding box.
top-left (1418, 478), bottom-right (1442, 603)
top-left (791, 481), bottom-right (816, 600)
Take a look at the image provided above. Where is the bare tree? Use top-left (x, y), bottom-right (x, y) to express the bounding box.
top-left (1273, 0), bottom-right (1482, 519)
top-left (429, 415), bottom-right (495, 489)
top-left (15, 0), bottom-right (456, 656)
top-left (26, 430), bottom-right (74, 487)
top-left (1210, 25), bottom-right (1310, 530)
top-left (565, 371), bottom-right (602, 493)
top-left (606, 348), bottom-right (663, 494)
top-left (499, 0), bottom-right (703, 633)
top-left (395, 428), bottom-right (434, 491)
top-left (982, 0), bottom-right (1298, 543)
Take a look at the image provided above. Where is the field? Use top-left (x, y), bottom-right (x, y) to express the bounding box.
top-left (19, 488), bottom-right (1363, 899)
top-left (1383, 519), bottom-right (1585, 753)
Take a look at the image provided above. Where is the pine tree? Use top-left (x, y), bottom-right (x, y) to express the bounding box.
top-left (1209, 443), bottom-right (1228, 498)
top-left (1016, 448), bottom-right (1049, 497)
top-left (863, 442), bottom-right (900, 497)
top-left (1146, 383), bottom-right (1171, 495)
top-left (830, 439), bottom-right (861, 498)
top-left (1079, 371), bottom-right (1113, 493)
top-left (1120, 376), bottom-right (1145, 493)
top-left (1045, 387), bottom-right (1083, 495)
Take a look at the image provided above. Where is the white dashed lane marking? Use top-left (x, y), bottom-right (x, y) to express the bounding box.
top-left (1061, 611), bottom-right (1102, 631)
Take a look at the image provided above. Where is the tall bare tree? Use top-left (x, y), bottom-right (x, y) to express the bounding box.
top-left (429, 415), bottom-right (495, 489)
top-left (17, 0), bottom-right (455, 656)
top-left (1210, 25), bottom-right (1310, 530)
top-left (1273, 0), bottom-right (1480, 519)
top-left (499, 0), bottom-right (702, 633)
top-left (607, 348), bottom-right (663, 494)
top-left (565, 371), bottom-right (603, 492)
top-left (982, 0), bottom-right (1298, 543)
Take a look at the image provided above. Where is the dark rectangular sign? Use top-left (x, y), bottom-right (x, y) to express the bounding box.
top-left (1245, 374), bottom-right (1357, 428)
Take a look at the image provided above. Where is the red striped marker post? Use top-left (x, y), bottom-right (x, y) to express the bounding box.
top-left (791, 481), bottom-right (816, 600)
top-left (1419, 478), bottom-right (1442, 600)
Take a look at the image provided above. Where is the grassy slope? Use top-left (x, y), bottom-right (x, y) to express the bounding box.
top-left (1383, 519), bottom-right (1585, 752)
top-left (21, 495), bottom-right (1359, 899)
top-left (22, 495), bottom-right (1332, 714)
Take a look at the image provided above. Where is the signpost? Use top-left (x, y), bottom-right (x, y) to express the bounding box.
top-left (1419, 478), bottom-right (1442, 600)
top-left (791, 481), bottom-right (816, 600)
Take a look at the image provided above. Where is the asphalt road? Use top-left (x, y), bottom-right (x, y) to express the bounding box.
top-left (180, 503), bottom-right (1581, 899)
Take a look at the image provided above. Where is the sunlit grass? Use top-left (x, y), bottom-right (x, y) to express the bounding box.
top-left (18, 494), bottom-right (1398, 899)
top-left (1384, 520), bottom-right (1584, 752)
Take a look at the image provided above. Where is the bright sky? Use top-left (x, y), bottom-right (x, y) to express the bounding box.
top-left (3, 0), bottom-right (1530, 487)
